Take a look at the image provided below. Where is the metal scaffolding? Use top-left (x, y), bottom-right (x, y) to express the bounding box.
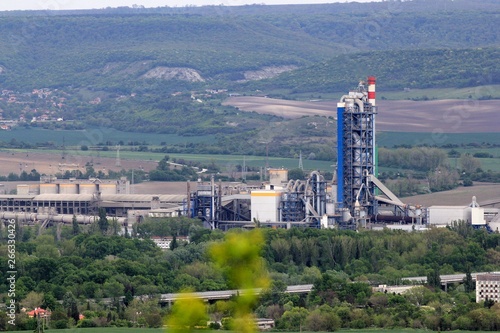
top-left (337, 81), bottom-right (377, 218)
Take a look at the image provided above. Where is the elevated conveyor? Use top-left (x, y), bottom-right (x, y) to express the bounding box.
top-left (368, 174), bottom-right (404, 206)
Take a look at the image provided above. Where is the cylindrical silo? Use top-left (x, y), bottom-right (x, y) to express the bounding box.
top-left (79, 184), bottom-right (97, 194)
top-left (59, 183), bottom-right (78, 194)
top-left (99, 184), bottom-right (117, 194)
top-left (40, 183), bottom-right (58, 194)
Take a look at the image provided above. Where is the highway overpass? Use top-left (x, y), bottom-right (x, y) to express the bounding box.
top-left (157, 272), bottom-right (487, 303)
top-left (158, 284), bottom-right (314, 303)
top-left (402, 272), bottom-right (484, 284)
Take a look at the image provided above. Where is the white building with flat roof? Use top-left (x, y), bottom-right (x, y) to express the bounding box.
top-left (476, 273), bottom-right (500, 303)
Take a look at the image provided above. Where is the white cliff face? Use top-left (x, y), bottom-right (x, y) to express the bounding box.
top-left (141, 67), bottom-right (205, 82)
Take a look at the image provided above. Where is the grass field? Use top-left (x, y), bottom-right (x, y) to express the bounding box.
top-left (288, 85), bottom-right (500, 101)
top-left (452, 157), bottom-right (500, 172)
top-left (2, 123), bottom-right (499, 150)
top-left (379, 158), bottom-right (500, 174)
top-left (378, 84), bottom-right (500, 100)
top-left (377, 132), bottom-right (500, 148)
top-left (0, 127), bottom-right (216, 146)
top-left (13, 328), bottom-right (496, 333)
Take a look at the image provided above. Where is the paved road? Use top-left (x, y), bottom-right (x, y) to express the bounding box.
top-left (158, 284), bottom-right (314, 302)
top-left (402, 272), bottom-right (486, 284)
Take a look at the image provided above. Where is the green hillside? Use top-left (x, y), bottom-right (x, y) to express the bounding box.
top-left (0, 0), bottom-right (498, 162)
top-left (0, 15), bottom-right (341, 90)
top-left (251, 48), bottom-right (500, 94)
top-left (0, 1), bottom-right (497, 92)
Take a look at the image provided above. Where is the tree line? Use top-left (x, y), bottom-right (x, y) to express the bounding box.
top-left (1, 218), bottom-right (500, 330)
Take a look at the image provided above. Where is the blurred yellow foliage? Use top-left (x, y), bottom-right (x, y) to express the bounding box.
top-left (166, 229), bottom-right (269, 333)
top-left (210, 229), bottom-right (270, 333)
top-left (210, 229), bottom-right (270, 290)
top-left (166, 291), bottom-right (209, 333)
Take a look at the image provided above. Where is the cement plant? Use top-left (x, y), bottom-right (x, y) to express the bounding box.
top-left (1, 78), bottom-right (499, 234)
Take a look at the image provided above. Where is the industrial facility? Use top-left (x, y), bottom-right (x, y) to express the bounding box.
top-left (1, 77), bottom-right (499, 232)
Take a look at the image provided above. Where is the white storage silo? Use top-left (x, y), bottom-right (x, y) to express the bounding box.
top-left (40, 183), bottom-right (58, 194)
top-left (59, 183), bottom-right (78, 194)
top-left (99, 184), bottom-right (117, 194)
top-left (251, 189), bottom-right (282, 223)
top-left (79, 184), bottom-right (97, 194)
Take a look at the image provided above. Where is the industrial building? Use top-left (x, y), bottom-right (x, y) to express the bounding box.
top-left (188, 77), bottom-right (405, 230)
top-left (1, 77), bottom-right (499, 232)
top-left (0, 177), bottom-right (186, 227)
top-left (427, 197), bottom-right (486, 227)
top-left (476, 273), bottom-right (500, 303)
top-left (16, 176), bottom-right (130, 195)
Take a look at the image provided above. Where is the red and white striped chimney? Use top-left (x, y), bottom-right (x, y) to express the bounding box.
top-left (367, 76), bottom-right (376, 106)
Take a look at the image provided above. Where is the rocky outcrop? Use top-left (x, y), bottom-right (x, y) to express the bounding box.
top-left (141, 67), bottom-right (205, 82)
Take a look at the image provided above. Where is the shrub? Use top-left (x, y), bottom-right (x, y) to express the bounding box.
top-left (53, 319), bottom-right (69, 329)
top-left (209, 321), bottom-right (221, 329)
top-left (78, 319), bottom-right (97, 328)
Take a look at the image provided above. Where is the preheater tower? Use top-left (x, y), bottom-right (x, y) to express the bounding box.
top-left (337, 77), bottom-right (377, 219)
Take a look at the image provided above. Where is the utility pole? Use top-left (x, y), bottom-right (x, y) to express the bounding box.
top-left (115, 145), bottom-right (121, 167)
top-left (62, 136), bottom-right (67, 160)
top-left (242, 156), bottom-right (246, 182)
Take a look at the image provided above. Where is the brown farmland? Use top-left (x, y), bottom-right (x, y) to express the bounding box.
top-left (223, 97), bottom-right (500, 133)
top-left (0, 151), bottom-right (158, 180)
top-left (402, 182), bottom-right (500, 208)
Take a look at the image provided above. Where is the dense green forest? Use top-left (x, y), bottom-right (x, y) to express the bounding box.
top-left (1, 219), bottom-right (500, 330)
top-left (253, 48), bottom-right (500, 93)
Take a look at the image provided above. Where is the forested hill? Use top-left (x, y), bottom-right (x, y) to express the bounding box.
top-left (0, 0), bottom-right (498, 139)
top-left (250, 48), bottom-right (500, 93)
top-left (0, 0), bottom-right (497, 92)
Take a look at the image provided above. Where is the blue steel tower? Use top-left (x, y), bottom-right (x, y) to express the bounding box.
top-left (337, 77), bottom-right (377, 220)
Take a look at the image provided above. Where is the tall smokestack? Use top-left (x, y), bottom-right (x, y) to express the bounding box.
top-left (368, 76), bottom-right (377, 196)
top-left (367, 76), bottom-right (376, 106)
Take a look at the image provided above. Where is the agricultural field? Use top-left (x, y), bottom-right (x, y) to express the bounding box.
top-left (0, 149), bottom-right (334, 178)
top-left (447, 157), bottom-right (500, 173)
top-left (0, 94), bottom-right (499, 193)
top-left (402, 182), bottom-right (500, 207)
top-left (377, 132), bottom-right (500, 148)
top-left (223, 96), bottom-right (500, 133)
top-left (23, 329), bottom-right (165, 333)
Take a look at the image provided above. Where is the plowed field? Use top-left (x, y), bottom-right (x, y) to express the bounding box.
top-left (223, 96), bottom-right (500, 133)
